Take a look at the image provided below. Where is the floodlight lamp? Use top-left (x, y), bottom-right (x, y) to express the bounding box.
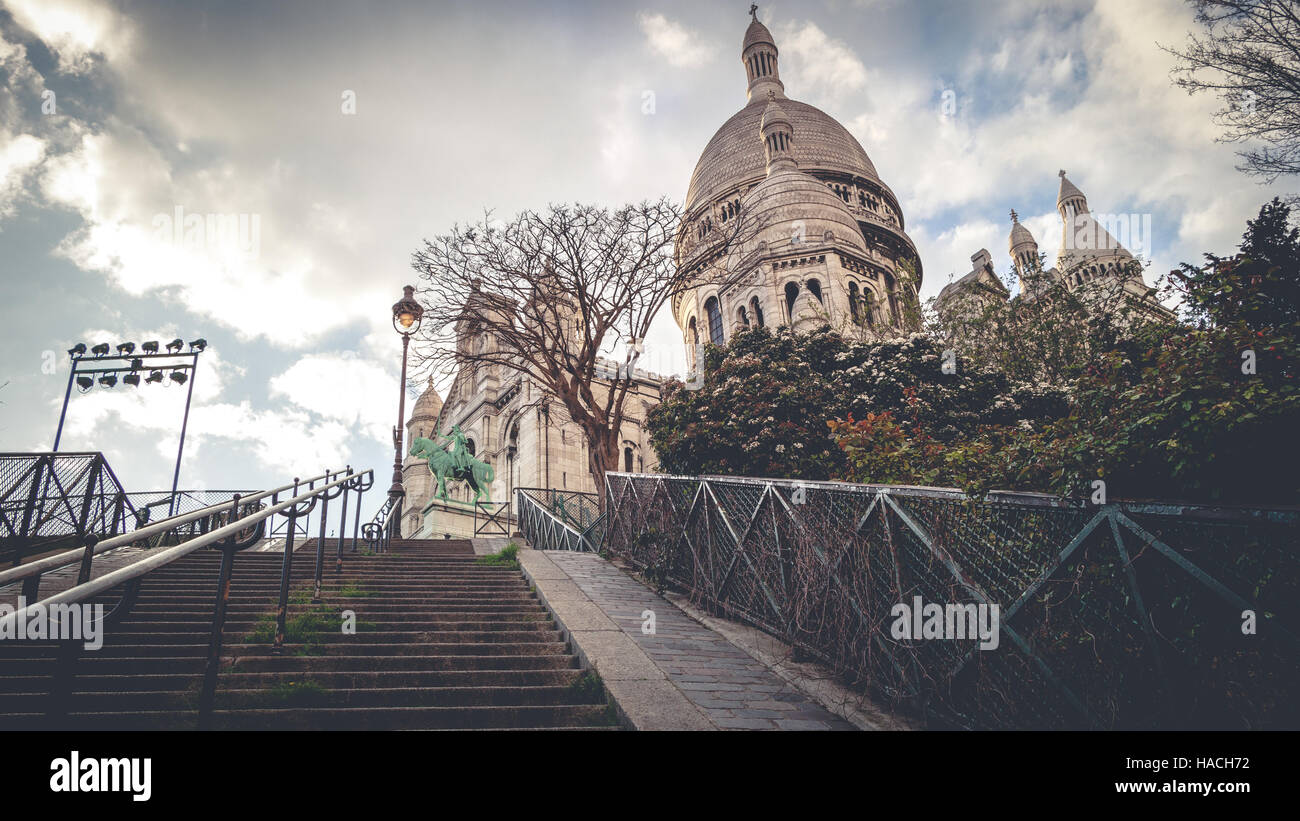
top-left (123, 373), bottom-right (141, 387)
top-left (146, 370), bottom-right (164, 384)
top-left (169, 371), bottom-right (188, 385)
top-left (166, 338), bottom-right (184, 353)
top-left (67, 343), bottom-right (87, 357)
top-left (91, 343), bottom-right (110, 357)
top-left (116, 342), bottom-right (135, 356)
top-left (142, 341), bottom-right (159, 354)
top-left (98, 373), bottom-right (118, 388)
top-left (189, 338), bottom-right (207, 352)
top-left (130, 358), bottom-right (143, 370)
top-left (75, 376), bottom-right (93, 392)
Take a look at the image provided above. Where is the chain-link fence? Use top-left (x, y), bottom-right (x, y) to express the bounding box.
top-left (1, 453), bottom-right (136, 562)
top-left (604, 472), bottom-right (1300, 730)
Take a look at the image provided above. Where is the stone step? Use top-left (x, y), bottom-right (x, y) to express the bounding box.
top-left (0, 703), bottom-right (612, 730)
top-left (0, 668), bottom-right (586, 692)
top-left (0, 537), bottom-right (616, 730)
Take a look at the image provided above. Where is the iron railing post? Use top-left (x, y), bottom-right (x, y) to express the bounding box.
top-left (198, 493), bottom-right (241, 730)
top-left (274, 483), bottom-right (302, 654)
top-left (335, 468), bottom-right (351, 574)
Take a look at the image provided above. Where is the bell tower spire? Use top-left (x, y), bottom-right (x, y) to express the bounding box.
top-left (742, 6), bottom-right (784, 102)
top-left (760, 90), bottom-right (795, 174)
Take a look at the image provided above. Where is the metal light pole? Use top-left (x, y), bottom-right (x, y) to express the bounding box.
top-left (389, 286), bottom-right (424, 539)
top-left (52, 339), bottom-right (207, 518)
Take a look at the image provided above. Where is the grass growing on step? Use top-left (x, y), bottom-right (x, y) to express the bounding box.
top-left (265, 679), bottom-right (329, 706)
top-left (242, 605), bottom-right (355, 655)
top-left (475, 542), bottom-right (520, 569)
top-left (336, 581), bottom-right (381, 598)
top-left (568, 671), bottom-right (606, 702)
top-left (568, 671), bottom-right (621, 727)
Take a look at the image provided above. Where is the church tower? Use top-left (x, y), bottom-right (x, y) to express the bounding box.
top-left (401, 375), bottom-right (444, 537)
top-left (1009, 209), bottom-right (1039, 275)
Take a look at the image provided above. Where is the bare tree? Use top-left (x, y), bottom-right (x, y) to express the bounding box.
top-left (409, 196), bottom-right (764, 503)
top-left (1163, 0), bottom-right (1300, 184)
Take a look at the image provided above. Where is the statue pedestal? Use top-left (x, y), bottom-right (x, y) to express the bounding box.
top-left (415, 498), bottom-right (514, 539)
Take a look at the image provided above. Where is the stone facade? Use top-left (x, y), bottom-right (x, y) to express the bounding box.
top-left (400, 330), bottom-right (662, 538)
top-left (673, 12), bottom-right (922, 367)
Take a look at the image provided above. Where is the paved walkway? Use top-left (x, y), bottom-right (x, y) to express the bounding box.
top-left (542, 550), bottom-right (855, 730)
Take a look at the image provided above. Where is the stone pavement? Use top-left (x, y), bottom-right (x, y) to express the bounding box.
top-left (518, 546), bottom-right (856, 731)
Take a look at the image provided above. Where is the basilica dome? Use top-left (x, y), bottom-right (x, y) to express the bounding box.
top-left (737, 166), bottom-right (869, 258)
top-left (686, 98), bottom-right (882, 214)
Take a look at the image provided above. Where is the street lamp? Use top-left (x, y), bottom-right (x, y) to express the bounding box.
top-left (389, 285), bottom-right (423, 509)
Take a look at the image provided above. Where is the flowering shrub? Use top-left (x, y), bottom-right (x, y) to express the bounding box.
top-left (834, 200), bottom-right (1300, 505)
top-left (648, 326), bottom-right (1065, 481)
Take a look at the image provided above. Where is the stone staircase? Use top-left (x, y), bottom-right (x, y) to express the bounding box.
top-left (0, 538), bottom-right (619, 730)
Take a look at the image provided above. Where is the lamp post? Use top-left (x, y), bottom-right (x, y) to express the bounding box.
top-left (389, 286), bottom-right (424, 537)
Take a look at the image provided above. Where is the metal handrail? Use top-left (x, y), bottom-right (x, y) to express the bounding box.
top-left (0, 470), bottom-right (331, 589)
top-left (0, 467), bottom-right (372, 729)
top-left (0, 470), bottom-right (353, 623)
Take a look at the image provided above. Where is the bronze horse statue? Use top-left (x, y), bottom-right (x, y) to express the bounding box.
top-left (409, 435), bottom-right (495, 505)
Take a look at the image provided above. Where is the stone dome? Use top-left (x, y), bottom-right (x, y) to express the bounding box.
top-left (409, 376), bottom-right (443, 426)
top-left (736, 166), bottom-right (868, 258)
top-left (743, 18), bottom-right (777, 52)
top-left (1009, 218), bottom-right (1036, 251)
top-left (760, 95), bottom-right (791, 131)
top-left (1057, 172), bottom-right (1087, 209)
top-left (685, 96), bottom-right (882, 213)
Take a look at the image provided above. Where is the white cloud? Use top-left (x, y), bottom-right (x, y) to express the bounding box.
top-left (776, 21), bottom-right (870, 103)
top-left (269, 351), bottom-right (399, 446)
top-left (638, 12), bottom-right (715, 69)
top-left (3, 0), bottom-right (131, 73)
top-left (0, 132), bottom-right (43, 219)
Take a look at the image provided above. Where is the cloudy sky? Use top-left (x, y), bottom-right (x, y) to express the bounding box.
top-left (0, 0), bottom-right (1292, 521)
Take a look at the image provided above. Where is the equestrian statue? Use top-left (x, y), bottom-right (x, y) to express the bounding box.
top-left (408, 423), bottom-right (496, 506)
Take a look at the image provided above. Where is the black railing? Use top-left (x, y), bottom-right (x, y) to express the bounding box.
top-left (0, 468), bottom-right (374, 729)
top-left (603, 471), bottom-right (1300, 730)
top-left (515, 487), bottom-right (604, 552)
top-left (0, 452), bottom-right (137, 565)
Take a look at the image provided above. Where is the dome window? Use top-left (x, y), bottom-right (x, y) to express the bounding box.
top-left (807, 279), bottom-right (823, 304)
top-left (704, 296), bottom-right (724, 345)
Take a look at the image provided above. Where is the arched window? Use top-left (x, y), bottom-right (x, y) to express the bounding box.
top-left (784, 282), bottom-right (799, 322)
top-left (863, 290), bottom-right (876, 327)
top-left (807, 279), bottom-right (823, 304)
top-left (750, 296), bottom-right (765, 328)
top-left (884, 272), bottom-right (899, 323)
top-left (704, 296), bottom-right (724, 345)
top-left (849, 282), bottom-right (861, 323)
top-left (624, 447), bottom-right (634, 473)
top-left (738, 306), bottom-right (749, 327)
top-left (687, 316), bottom-right (699, 369)
top-left (465, 438), bottom-right (476, 457)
